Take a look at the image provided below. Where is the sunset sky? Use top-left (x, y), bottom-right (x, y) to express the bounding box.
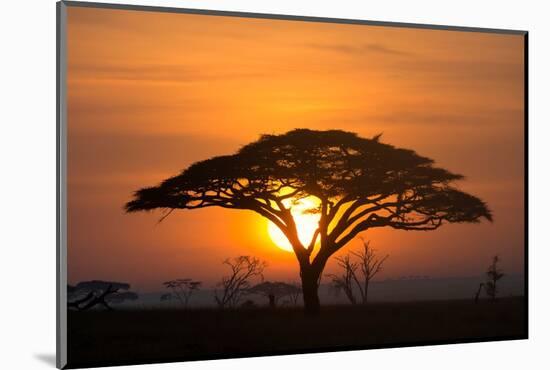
top-left (66, 6), bottom-right (525, 292)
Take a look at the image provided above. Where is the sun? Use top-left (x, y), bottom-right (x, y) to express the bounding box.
top-left (267, 197), bottom-right (320, 252)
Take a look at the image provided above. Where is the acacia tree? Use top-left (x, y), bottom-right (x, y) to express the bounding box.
top-left (163, 279), bottom-right (202, 308)
top-left (125, 129), bottom-right (491, 315)
top-left (68, 280), bottom-right (138, 311)
top-left (247, 281), bottom-right (302, 308)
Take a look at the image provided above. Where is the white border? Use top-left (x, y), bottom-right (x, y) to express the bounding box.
top-left (2, 1), bottom-right (548, 370)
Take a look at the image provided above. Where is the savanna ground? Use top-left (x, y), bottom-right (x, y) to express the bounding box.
top-left (66, 297), bottom-right (526, 368)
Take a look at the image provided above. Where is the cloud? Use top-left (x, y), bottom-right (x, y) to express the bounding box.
top-left (306, 42), bottom-right (412, 56)
top-left (363, 108), bottom-right (524, 127)
top-left (69, 62), bottom-right (267, 83)
top-left (387, 58), bottom-right (524, 85)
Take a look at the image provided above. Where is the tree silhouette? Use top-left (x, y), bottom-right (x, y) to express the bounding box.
top-left (214, 256), bottom-right (266, 309)
top-left (485, 255), bottom-right (504, 301)
top-left (287, 282), bottom-right (303, 306)
top-left (125, 129), bottom-right (492, 315)
top-left (247, 281), bottom-right (302, 308)
top-left (163, 279), bottom-right (202, 308)
top-left (328, 254), bottom-right (358, 305)
top-left (329, 239), bottom-right (388, 305)
top-left (68, 280), bottom-right (138, 311)
top-left (353, 239), bottom-right (389, 304)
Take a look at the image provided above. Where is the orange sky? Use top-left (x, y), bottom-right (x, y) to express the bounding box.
top-left (66, 6), bottom-right (525, 291)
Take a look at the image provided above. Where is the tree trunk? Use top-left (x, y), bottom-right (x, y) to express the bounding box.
top-left (301, 268), bottom-right (321, 316)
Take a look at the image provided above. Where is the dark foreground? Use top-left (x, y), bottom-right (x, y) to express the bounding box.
top-left (67, 297), bottom-right (526, 368)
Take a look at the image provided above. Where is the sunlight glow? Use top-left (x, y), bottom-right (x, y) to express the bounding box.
top-left (267, 197), bottom-right (320, 252)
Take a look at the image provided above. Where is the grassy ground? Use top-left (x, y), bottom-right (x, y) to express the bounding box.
top-left (67, 297), bottom-right (526, 368)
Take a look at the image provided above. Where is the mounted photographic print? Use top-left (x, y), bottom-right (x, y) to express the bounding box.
top-left (56, 1), bottom-right (528, 368)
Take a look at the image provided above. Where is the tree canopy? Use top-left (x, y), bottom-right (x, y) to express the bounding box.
top-left (126, 129), bottom-right (491, 261)
top-left (68, 280), bottom-right (138, 310)
top-left (248, 281), bottom-right (301, 299)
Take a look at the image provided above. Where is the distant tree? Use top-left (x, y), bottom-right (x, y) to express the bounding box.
top-left (287, 282), bottom-right (302, 306)
top-left (67, 280), bottom-right (138, 311)
top-left (214, 256), bottom-right (266, 309)
top-left (163, 279), bottom-right (202, 308)
top-left (484, 255), bottom-right (504, 301)
top-left (329, 239), bottom-right (388, 305)
top-left (247, 281), bottom-right (302, 308)
top-left (125, 129), bottom-right (492, 315)
top-left (106, 291), bottom-right (139, 304)
top-left (353, 239), bottom-right (389, 304)
top-left (328, 255), bottom-right (358, 305)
